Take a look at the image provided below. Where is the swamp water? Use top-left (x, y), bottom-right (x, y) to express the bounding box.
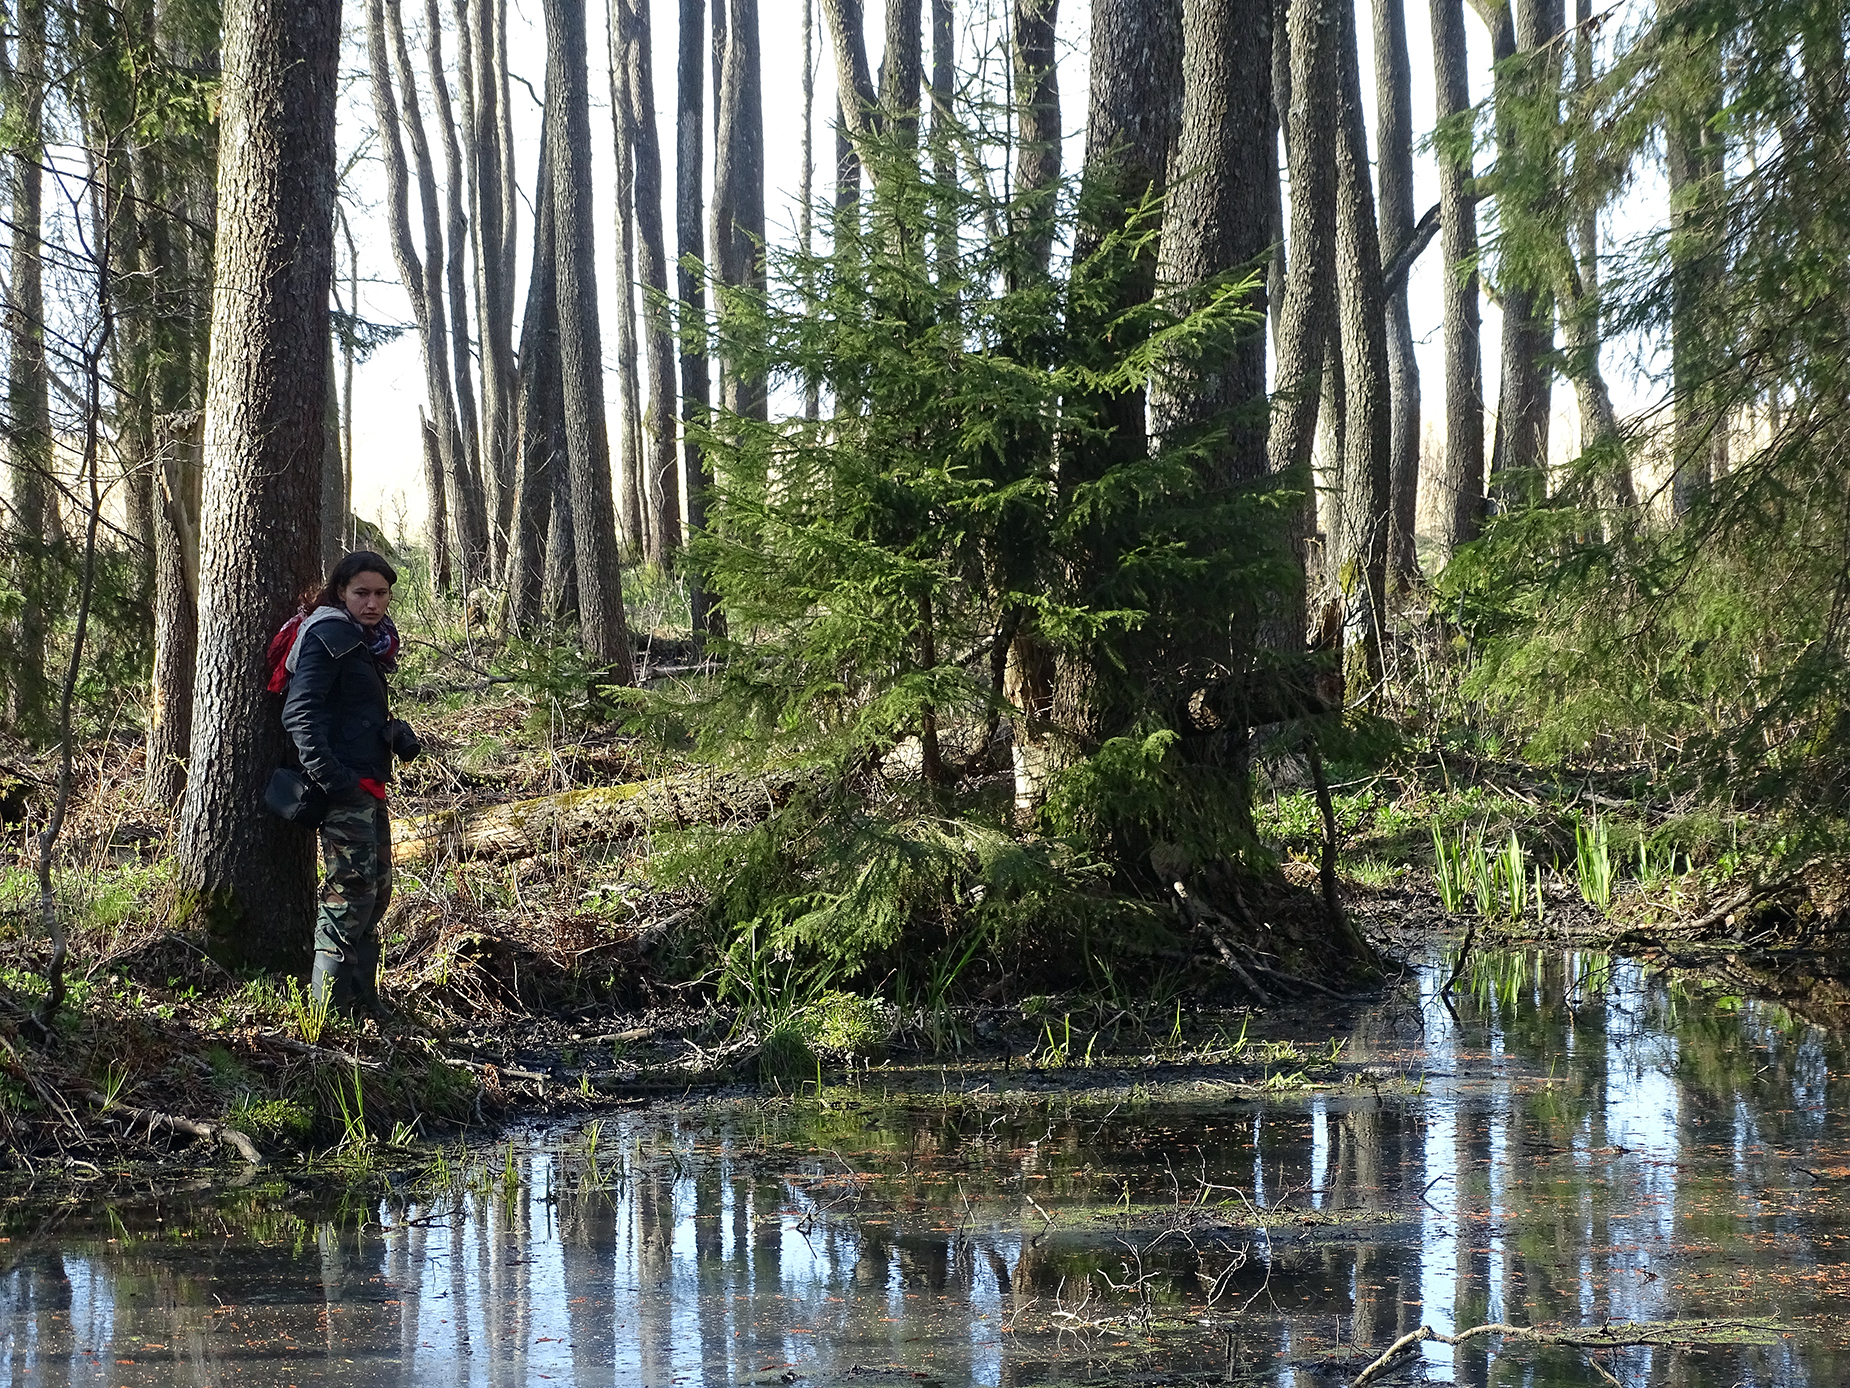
top-left (2, 955), bottom-right (1846, 1387)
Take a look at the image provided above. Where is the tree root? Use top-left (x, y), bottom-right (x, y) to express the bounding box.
top-left (81, 1090), bottom-right (263, 1165)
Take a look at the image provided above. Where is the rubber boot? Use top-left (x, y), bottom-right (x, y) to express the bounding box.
top-left (311, 948), bottom-right (359, 1015)
top-left (353, 936), bottom-right (395, 1027)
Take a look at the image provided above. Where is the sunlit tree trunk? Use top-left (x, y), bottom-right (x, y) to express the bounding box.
top-left (543, 0), bottom-right (636, 677)
top-left (609, 0), bottom-right (647, 555)
top-left (678, 0), bottom-right (719, 635)
top-left (1432, 0), bottom-right (1484, 554)
top-left (622, 0), bottom-right (681, 558)
top-left (175, 0), bottom-right (339, 971)
top-left (1373, 0), bottom-right (1421, 586)
top-left (1332, 0), bottom-right (1392, 691)
top-left (714, 0), bottom-right (766, 424)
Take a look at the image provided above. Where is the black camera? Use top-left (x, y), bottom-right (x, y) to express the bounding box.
top-left (385, 718), bottom-right (422, 762)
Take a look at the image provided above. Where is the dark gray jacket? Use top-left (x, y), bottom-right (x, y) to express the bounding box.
top-left (281, 613), bottom-right (391, 799)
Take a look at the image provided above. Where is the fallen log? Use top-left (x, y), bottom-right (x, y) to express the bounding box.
top-left (391, 769), bottom-right (808, 866)
top-left (82, 1090), bottom-right (264, 1165)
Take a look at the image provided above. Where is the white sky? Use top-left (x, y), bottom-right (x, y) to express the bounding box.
top-left (339, 0), bottom-right (1650, 542)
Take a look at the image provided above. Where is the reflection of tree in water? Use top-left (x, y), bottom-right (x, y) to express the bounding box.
top-left (2, 1251), bottom-right (70, 1388)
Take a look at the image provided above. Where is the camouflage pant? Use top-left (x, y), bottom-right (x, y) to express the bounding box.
top-left (315, 796), bottom-right (393, 959)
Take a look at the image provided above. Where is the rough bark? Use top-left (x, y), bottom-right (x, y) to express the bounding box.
top-left (1266, 0), bottom-right (1339, 492)
top-left (1151, 0), bottom-right (1272, 484)
top-left (320, 336), bottom-right (347, 574)
top-left (928, 0), bottom-right (955, 285)
top-left (3, 0), bottom-right (51, 740)
top-left (821, 0), bottom-right (880, 150)
top-left (610, 0), bottom-right (647, 555)
top-left (1373, 0), bottom-right (1421, 586)
top-left (713, 0), bottom-right (766, 423)
top-left (175, 0), bottom-right (339, 972)
top-left (1484, 0), bottom-right (1553, 508)
top-left (1332, 0), bottom-right (1392, 691)
top-left (543, 0), bottom-right (636, 677)
top-left (1432, 0), bottom-right (1483, 553)
top-left (880, 0), bottom-right (922, 142)
top-left (509, 132), bottom-right (561, 632)
top-left (623, 0), bottom-right (680, 557)
top-left (678, 0), bottom-right (718, 635)
top-left (148, 410), bottom-right (202, 808)
top-left (1009, 0), bottom-right (1059, 276)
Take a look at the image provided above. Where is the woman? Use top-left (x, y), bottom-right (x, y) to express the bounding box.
top-left (281, 551), bottom-right (420, 1016)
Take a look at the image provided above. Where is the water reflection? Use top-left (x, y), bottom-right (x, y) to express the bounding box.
top-left (2, 951), bottom-right (1846, 1386)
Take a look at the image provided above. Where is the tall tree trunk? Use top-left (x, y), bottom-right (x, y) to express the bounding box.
top-left (610, 0), bottom-right (647, 555)
top-left (149, 410), bottom-right (202, 808)
top-left (822, 0), bottom-right (880, 150)
top-left (460, 0), bottom-right (519, 574)
top-left (1152, 0), bottom-right (1272, 483)
top-left (927, 0), bottom-right (955, 287)
top-left (543, 0), bottom-right (636, 678)
top-left (1332, 0), bottom-right (1392, 692)
top-left (678, 0), bottom-right (718, 635)
top-left (622, 0), bottom-right (680, 558)
top-left (880, 0), bottom-right (922, 141)
top-left (996, 0), bottom-right (1064, 814)
top-left (1666, 31), bottom-right (1724, 518)
top-left (714, 0), bottom-right (766, 423)
top-left (1373, 0), bottom-right (1421, 587)
top-left (1039, 0), bottom-right (1181, 783)
top-left (3, 0), bottom-right (51, 741)
top-left (425, 0), bottom-right (484, 533)
top-left (320, 336), bottom-right (347, 573)
top-left (510, 134), bottom-right (561, 631)
top-left (802, 0), bottom-right (821, 419)
top-left (1267, 0), bottom-right (1339, 495)
top-left (365, 0), bottom-right (465, 587)
top-left (1009, 0), bottom-right (1059, 276)
top-left (1483, 0), bottom-right (1553, 508)
top-left (175, 0), bottom-right (339, 972)
top-left (1432, 0), bottom-right (1484, 554)
top-left (388, 0), bottom-right (490, 583)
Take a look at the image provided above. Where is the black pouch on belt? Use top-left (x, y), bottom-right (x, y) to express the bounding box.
top-left (263, 766), bottom-right (330, 827)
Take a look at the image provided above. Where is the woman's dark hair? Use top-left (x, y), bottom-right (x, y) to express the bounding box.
top-left (308, 551), bottom-right (399, 610)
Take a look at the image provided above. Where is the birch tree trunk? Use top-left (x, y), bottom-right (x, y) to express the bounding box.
top-left (1431, 0), bottom-right (1484, 554)
top-left (175, 0), bottom-right (339, 971)
top-left (543, 0), bottom-right (637, 678)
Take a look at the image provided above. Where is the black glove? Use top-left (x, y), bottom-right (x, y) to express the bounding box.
top-left (384, 718), bottom-right (422, 762)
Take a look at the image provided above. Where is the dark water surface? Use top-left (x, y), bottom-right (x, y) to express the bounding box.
top-left (3, 954), bottom-right (1847, 1386)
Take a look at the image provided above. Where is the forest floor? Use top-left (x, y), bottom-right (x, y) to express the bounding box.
top-left (2, 665), bottom-right (1846, 1190)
